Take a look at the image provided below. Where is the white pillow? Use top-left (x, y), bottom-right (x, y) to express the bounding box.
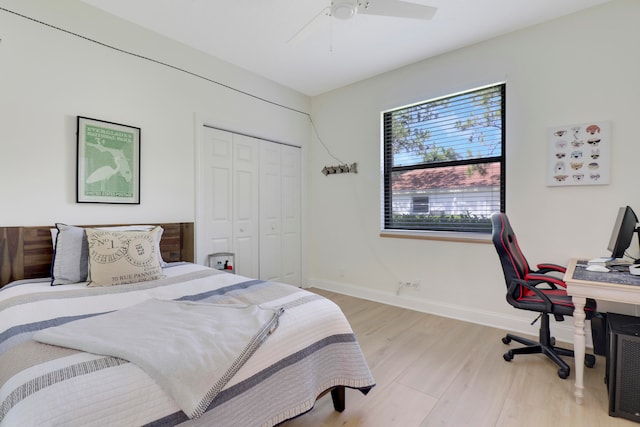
top-left (86, 227), bottom-right (165, 287)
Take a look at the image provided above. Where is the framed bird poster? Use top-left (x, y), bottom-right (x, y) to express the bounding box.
top-left (76, 116), bottom-right (141, 204)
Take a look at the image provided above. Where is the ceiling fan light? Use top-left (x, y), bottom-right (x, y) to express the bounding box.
top-left (331, 1), bottom-right (357, 20)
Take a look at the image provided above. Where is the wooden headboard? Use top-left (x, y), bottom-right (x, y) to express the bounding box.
top-left (0, 223), bottom-right (194, 287)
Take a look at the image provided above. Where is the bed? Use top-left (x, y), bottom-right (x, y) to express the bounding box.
top-left (0, 223), bottom-right (375, 426)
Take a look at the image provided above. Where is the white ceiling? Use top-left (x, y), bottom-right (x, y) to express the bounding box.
top-left (81, 0), bottom-right (611, 96)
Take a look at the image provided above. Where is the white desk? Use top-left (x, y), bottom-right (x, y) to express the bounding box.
top-left (564, 258), bottom-right (640, 404)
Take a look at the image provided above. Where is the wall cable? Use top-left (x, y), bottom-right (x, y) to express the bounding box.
top-left (0, 6), bottom-right (308, 116)
top-left (0, 6), bottom-right (348, 165)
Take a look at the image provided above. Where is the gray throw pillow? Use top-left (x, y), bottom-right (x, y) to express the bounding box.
top-left (50, 223), bottom-right (89, 285)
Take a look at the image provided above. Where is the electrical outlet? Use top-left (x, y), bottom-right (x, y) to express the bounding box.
top-left (398, 281), bottom-right (419, 289)
top-left (396, 280), bottom-right (419, 295)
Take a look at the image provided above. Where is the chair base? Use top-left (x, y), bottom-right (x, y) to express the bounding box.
top-left (501, 314), bottom-right (596, 379)
top-left (502, 333), bottom-right (575, 378)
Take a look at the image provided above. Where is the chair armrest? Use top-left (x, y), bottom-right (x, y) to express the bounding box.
top-left (524, 273), bottom-right (567, 289)
top-left (508, 279), bottom-right (553, 312)
top-left (535, 263), bottom-right (566, 274)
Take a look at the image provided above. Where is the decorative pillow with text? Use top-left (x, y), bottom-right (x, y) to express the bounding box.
top-left (85, 227), bottom-right (165, 287)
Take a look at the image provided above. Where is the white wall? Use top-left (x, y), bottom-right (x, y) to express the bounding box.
top-left (308, 0), bottom-right (640, 343)
top-left (0, 0), bottom-right (310, 227)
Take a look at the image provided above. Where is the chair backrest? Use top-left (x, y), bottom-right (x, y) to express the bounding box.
top-left (490, 212), bottom-right (532, 287)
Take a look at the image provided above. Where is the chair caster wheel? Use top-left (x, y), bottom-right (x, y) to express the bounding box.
top-left (558, 368), bottom-right (570, 379)
top-left (503, 351), bottom-right (514, 362)
top-left (585, 354), bottom-right (596, 368)
top-left (550, 337), bottom-right (556, 346)
top-left (502, 336), bottom-right (511, 345)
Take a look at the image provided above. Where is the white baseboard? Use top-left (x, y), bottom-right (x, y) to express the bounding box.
top-left (306, 278), bottom-right (593, 348)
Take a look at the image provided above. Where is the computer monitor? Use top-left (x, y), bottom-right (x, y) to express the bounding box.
top-left (607, 206), bottom-right (639, 259)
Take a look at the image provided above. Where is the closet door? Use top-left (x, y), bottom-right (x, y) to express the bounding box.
top-left (200, 127), bottom-right (300, 284)
top-left (259, 142), bottom-right (282, 282)
top-left (201, 128), bottom-right (259, 278)
top-left (201, 128), bottom-right (233, 260)
top-left (280, 145), bottom-right (301, 285)
top-left (259, 142), bottom-right (301, 285)
top-left (231, 135), bottom-right (260, 278)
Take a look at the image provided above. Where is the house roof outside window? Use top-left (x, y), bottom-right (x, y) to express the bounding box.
top-left (392, 163), bottom-right (500, 192)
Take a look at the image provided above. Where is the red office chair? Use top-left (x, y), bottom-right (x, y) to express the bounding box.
top-left (491, 212), bottom-right (597, 379)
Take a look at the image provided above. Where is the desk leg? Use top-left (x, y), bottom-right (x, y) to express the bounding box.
top-left (572, 296), bottom-right (587, 405)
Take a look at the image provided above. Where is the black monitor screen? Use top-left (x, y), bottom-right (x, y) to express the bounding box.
top-left (607, 206), bottom-right (639, 259)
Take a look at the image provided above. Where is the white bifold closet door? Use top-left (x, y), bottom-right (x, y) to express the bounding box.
top-left (259, 142), bottom-right (301, 285)
top-left (201, 128), bottom-right (260, 278)
top-left (200, 126), bottom-right (301, 285)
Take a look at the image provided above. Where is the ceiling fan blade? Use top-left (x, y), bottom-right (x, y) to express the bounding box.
top-left (287, 6), bottom-right (330, 45)
top-left (359, 0), bottom-right (437, 20)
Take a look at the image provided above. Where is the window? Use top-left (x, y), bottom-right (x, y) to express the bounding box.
top-left (382, 83), bottom-right (505, 234)
top-left (412, 196), bottom-right (430, 214)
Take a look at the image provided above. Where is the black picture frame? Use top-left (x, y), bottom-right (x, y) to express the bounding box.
top-left (76, 116), bottom-right (141, 204)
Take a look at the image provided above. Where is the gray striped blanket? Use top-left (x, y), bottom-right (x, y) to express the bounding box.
top-left (0, 263), bottom-right (375, 426)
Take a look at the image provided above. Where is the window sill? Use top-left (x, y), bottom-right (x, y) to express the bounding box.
top-left (380, 229), bottom-right (492, 244)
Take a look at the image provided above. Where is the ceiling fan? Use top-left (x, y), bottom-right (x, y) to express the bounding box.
top-left (288, 0), bottom-right (438, 44)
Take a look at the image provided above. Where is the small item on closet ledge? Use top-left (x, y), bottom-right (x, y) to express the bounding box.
top-left (321, 162), bottom-right (357, 176)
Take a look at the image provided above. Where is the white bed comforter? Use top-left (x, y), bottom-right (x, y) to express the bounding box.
top-left (0, 263), bottom-right (375, 427)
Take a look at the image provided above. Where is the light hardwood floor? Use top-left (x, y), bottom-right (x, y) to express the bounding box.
top-left (282, 289), bottom-right (636, 427)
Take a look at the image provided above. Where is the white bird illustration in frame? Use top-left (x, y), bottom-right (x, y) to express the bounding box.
top-left (85, 139), bottom-right (132, 185)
